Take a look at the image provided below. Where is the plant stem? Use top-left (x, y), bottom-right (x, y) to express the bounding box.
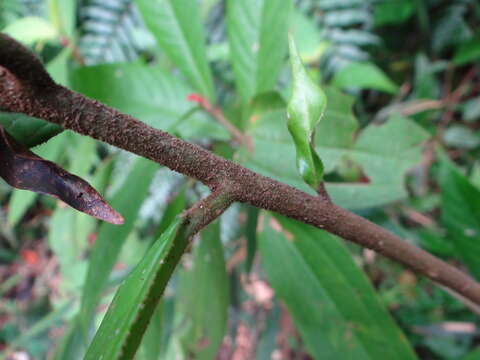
top-left (2, 34), bottom-right (480, 305)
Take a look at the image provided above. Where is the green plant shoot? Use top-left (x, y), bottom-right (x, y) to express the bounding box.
top-left (287, 33), bottom-right (327, 190)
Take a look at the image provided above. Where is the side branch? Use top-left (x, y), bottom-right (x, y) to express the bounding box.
top-left (2, 34), bottom-right (480, 304)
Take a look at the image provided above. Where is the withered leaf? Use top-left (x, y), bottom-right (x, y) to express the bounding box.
top-left (0, 126), bottom-right (124, 225)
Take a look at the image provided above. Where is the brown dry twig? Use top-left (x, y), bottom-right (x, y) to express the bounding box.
top-left (2, 34), bottom-right (480, 305)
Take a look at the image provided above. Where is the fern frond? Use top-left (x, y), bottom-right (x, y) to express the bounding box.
top-left (78, 0), bottom-right (147, 64)
top-left (296, 0), bottom-right (380, 77)
top-left (0, 0), bottom-right (45, 28)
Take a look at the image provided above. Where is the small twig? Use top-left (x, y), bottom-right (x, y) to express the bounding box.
top-left (60, 36), bottom-right (85, 66)
top-left (400, 99), bottom-right (444, 116)
top-left (187, 94), bottom-right (253, 151)
top-left (437, 284), bottom-right (480, 317)
top-left (401, 207), bottom-right (436, 228)
top-left (440, 66), bottom-right (477, 129)
top-left (316, 182), bottom-right (331, 202)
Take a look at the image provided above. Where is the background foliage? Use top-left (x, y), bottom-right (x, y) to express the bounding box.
top-left (1, 0), bottom-right (480, 359)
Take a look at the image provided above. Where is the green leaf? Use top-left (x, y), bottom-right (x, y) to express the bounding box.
top-left (443, 125), bottom-right (480, 150)
top-left (440, 156), bottom-right (480, 280)
top-left (48, 0), bottom-right (76, 37)
top-left (454, 36), bottom-right (480, 65)
top-left (227, 0), bottom-right (292, 103)
top-left (79, 158), bottom-right (158, 336)
top-left (71, 63), bottom-right (228, 140)
top-left (462, 98), bottom-right (480, 123)
top-left (332, 62), bottom-right (399, 94)
top-left (240, 89), bottom-right (429, 208)
top-left (2, 16), bottom-right (57, 44)
top-left (463, 346), bottom-right (480, 360)
top-left (245, 206), bottom-right (260, 273)
top-left (153, 189), bottom-right (186, 240)
top-left (0, 112), bottom-right (62, 148)
top-left (138, 303), bottom-right (164, 360)
top-left (432, 4), bottom-right (472, 54)
top-left (374, 0), bottom-right (414, 26)
top-left (85, 217), bottom-right (185, 360)
top-left (136, 0), bottom-right (215, 100)
top-left (291, 9), bottom-right (327, 63)
top-left (287, 35), bottom-right (327, 189)
top-left (259, 214), bottom-right (417, 360)
top-left (175, 221), bottom-right (229, 359)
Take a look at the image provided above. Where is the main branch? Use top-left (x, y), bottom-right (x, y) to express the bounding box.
top-left (2, 34), bottom-right (480, 304)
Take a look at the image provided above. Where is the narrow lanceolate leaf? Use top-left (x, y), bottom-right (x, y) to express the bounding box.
top-left (136, 0), bottom-right (215, 100)
top-left (287, 35), bottom-right (327, 190)
top-left (85, 218), bottom-right (186, 360)
top-left (0, 126), bottom-right (123, 224)
top-left (227, 0), bottom-right (292, 103)
top-left (259, 214), bottom-right (417, 360)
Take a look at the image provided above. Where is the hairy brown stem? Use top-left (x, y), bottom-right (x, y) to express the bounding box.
top-left (2, 34), bottom-right (480, 304)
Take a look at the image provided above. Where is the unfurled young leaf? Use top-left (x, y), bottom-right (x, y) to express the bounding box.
top-left (287, 34), bottom-right (327, 190)
top-left (0, 126), bottom-right (123, 224)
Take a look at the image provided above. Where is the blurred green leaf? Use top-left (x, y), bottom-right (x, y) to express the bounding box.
top-left (287, 35), bottom-right (327, 189)
top-left (85, 217), bottom-right (184, 360)
top-left (413, 54), bottom-right (441, 100)
top-left (255, 303), bottom-right (281, 359)
top-left (245, 206), bottom-right (259, 273)
top-left (332, 62), bottom-right (398, 94)
top-left (154, 190), bottom-right (186, 240)
top-left (71, 63), bottom-right (228, 140)
top-left (443, 125), bottom-right (480, 150)
top-left (454, 36), bottom-right (480, 65)
top-left (440, 156), bottom-right (480, 280)
top-left (79, 158), bottom-right (157, 337)
top-left (249, 91), bottom-right (286, 119)
top-left (2, 16), bottom-right (57, 44)
top-left (0, 113), bottom-right (62, 148)
top-left (136, 0), bottom-right (215, 100)
top-left (138, 303), bottom-right (164, 360)
top-left (48, 0), bottom-right (76, 37)
top-left (462, 98), bottom-right (480, 123)
top-left (291, 9), bottom-right (327, 63)
top-left (259, 214), bottom-right (417, 360)
top-left (432, 4), bottom-right (472, 54)
top-left (463, 346), bottom-right (480, 360)
top-left (227, 0), bottom-right (292, 103)
top-left (374, 0), bottom-right (414, 26)
top-left (416, 229), bottom-right (455, 257)
top-left (175, 221), bottom-right (229, 359)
